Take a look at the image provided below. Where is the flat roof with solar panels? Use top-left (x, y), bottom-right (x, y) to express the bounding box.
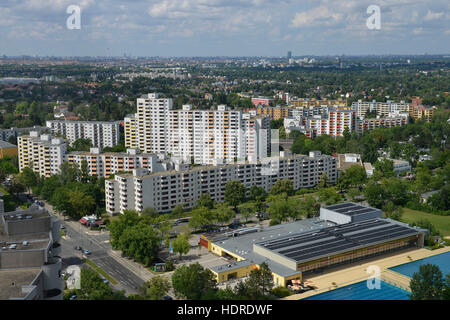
top-left (253, 218), bottom-right (421, 270)
top-left (206, 202), bottom-right (426, 283)
top-left (320, 202), bottom-right (382, 224)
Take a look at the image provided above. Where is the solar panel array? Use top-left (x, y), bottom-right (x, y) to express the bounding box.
top-left (324, 202), bottom-right (378, 216)
top-left (257, 219), bottom-right (419, 263)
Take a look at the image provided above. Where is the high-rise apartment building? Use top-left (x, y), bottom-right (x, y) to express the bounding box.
top-left (124, 114), bottom-right (137, 149)
top-left (126, 94), bottom-right (271, 165)
top-left (18, 132), bottom-right (66, 177)
top-left (136, 93), bottom-right (172, 154)
top-left (46, 120), bottom-right (120, 150)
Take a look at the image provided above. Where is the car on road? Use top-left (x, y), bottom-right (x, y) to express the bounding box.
top-left (74, 246), bottom-right (82, 251)
top-left (82, 249), bottom-right (91, 255)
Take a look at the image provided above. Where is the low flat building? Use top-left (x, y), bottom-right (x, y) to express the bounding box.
top-left (204, 203), bottom-right (425, 287)
top-left (337, 153), bottom-right (363, 171)
top-left (0, 205), bottom-right (63, 300)
top-left (319, 202), bottom-right (382, 225)
top-left (0, 140), bottom-right (18, 159)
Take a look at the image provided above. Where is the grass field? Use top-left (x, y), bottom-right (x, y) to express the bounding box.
top-left (401, 207), bottom-right (450, 237)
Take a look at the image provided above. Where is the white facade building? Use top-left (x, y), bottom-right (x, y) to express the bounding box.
top-left (46, 120), bottom-right (120, 150)
top-left (18, 132), bottom-right (67, 177)
top-left (127, 94), bottom-right (271, 165)
top-left (105, 151), bottom-right (337, 214)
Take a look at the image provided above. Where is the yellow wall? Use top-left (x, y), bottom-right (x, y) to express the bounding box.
top-left (0, 146), bottom-right (18, 159)
top-left (209, 241), bottom-right (302, 287)
top-left (272, 272), bottom-right (302, 287)
top-left (212, 264), bottom-right (257, 283)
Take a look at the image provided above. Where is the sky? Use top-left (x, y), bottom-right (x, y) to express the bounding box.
top-left (0, 0), bottom-right (449, 57)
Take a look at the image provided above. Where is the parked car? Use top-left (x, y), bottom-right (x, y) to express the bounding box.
top-left (69, 295), bottom-right (77, 300)
top-left (82, 249), bottom-right (91, 255)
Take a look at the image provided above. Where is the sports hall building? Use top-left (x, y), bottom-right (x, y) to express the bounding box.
top-left (203, 202), bottom-right (426, 286)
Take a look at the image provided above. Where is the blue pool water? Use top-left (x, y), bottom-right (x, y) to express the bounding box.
top-left (303, 280), bottom-right (410, 300)
top-left (389, 252), bottom-right (450, 278)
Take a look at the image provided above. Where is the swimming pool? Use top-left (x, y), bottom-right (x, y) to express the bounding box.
top-left (303, 280), bottom-right (410, 300)
top-left (389, 252), bottom-right (450, 278)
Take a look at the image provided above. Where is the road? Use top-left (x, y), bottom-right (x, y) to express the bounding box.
top-left (45, 202), bottom-right (149, 294)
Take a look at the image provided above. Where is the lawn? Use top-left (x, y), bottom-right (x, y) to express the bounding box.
top-left (400, 207), bottom-right (450, 237)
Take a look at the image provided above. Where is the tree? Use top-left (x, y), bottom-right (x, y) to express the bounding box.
top-left (109, 210), bottom-right (141, 248)
top-left (68, 189), bottom-right (96, 220)
top-left (244, 262), bottom-right (274, 299)
top-left (59, 162), bottom-right (80, 184)
top-left (267, 193), bottom-right (300, 222)
top-left (118, 223), bottom-right (160, 266)
top-left (363, 182), bottom-right (386, 209)
top-left (345, 165), bottom-right (367, 188)
top-left (318, 173), bottom-right (329, 189)
top-left (382, 201), bottom-right (403, 221)
top-left (65, 268), bottom-right (127, 300)
top-left (6, 176), bottom-right (25, 196)
top-left (214, 203), bottom-right (235, 226)
top-left (188, 206), bottom-right (215, 231)
top-left (142, 207), bottom-right (159, 219)
top-left (139, 276), bottom-right (171, 300)
top-left (318, 188), bottom-right (343, 205)
top-left (171, 263), bottom-right (217, 300)
top-left (172, 233), bottom-right (191, 259)
top-left (18, 167), bottom-right (38, 194)
top-left (195, 192), bottom-right (215, 210)
top-left (224, 180), bottom-right (246, 210)
top-left (171, 204), bottom-right (185, 219)
top-left (80, 159), bottom-right (90, 183)
top-left (300, 195), bottom-right (319, 218)
top-left (409, 264), bottom-right (445, 300)
top-left (239, 201), bottom-right (256, 222)
top-left (269, 179), bottom-right (293, 196)
top-left (373, 159), bottom-right (395, 180)
top-left (69, 138), bottom-right (92, 152)
top-left (248, 185), bottom-right (267, 203)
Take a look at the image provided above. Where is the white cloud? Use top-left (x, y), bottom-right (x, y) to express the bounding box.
top-left (423, 10), bottom-right (445, 21)
top-left (291, 5), bottom-right (344, 28)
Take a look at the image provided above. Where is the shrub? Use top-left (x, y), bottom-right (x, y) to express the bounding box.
top-left (271, 286), bottom-right (292, 298)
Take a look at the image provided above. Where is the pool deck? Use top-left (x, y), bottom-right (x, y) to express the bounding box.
top-left (283, 246), bottom-right (450, 300)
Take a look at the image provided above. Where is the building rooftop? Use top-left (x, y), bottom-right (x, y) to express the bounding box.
top-left (322, 202), bottom-right (379, 217)
top-left (255, 218), bottom-right (421, 264)
top-left (0, 268), bottom-right (41, 300)
top-left (209, 218), bottom-right (335, 277)
top-left (0, 140), bottom-right (17, 148)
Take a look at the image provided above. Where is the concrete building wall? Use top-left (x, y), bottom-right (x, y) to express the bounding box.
top-left (320, 208), bottom-right (352, 224)
top-left (4, 217), bottom-right (51, 236)
top-left (0, 250), bottom-right (46, 269)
